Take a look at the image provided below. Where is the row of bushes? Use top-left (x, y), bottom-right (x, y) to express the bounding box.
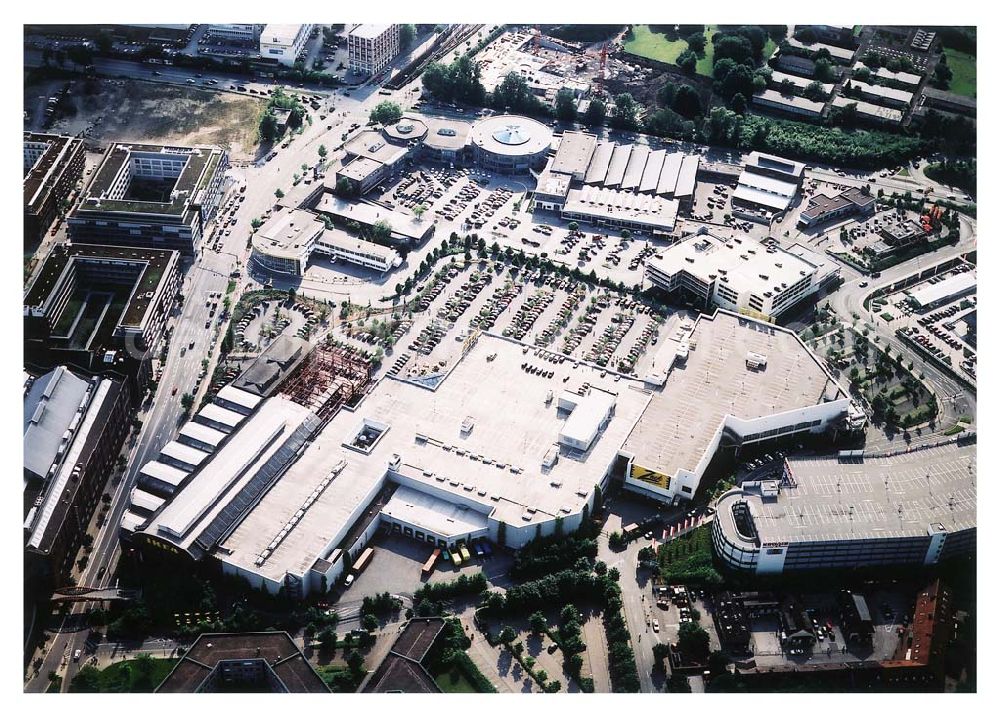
top-left (509, 533), bottom-right (598, 581)
top-left (413, 572), bottom-right (488, 603)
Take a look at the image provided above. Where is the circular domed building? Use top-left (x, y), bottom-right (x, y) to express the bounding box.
top-left (470, 114), bottom-right (553, 174)
top-left (382, 117), bottom-right (428, 145)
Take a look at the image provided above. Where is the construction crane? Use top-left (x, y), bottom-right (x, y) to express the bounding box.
top-left (581, 41), bottom-right (609, 96)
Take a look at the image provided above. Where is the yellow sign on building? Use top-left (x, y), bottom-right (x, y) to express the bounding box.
top-left (630, 464), bottom-right (671, 490)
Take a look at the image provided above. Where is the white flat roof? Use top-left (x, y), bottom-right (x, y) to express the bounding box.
top-left (754, 89), bottom-right (826, 116)
top-left (831, 96), bottom-right (904, 122)
top-left (850, 80), bottom-right (914, 105)
top-left (854, 63), bottom-right (922, 86)
top-left (907, 271), bottom-right (977, 307)
top-left (219, 334), bottom-right (652, 582)
top-left (560, 390), bottom-right (616, 449)
top-left (785, 37), bottom-right (855, 61)
top-left (563, 185), bottom-right (678, 232)
top-left (317, 229), bottom-right (402, 264)
top-left (130, 487), bottom-right (166, 514)
top-left (159, 440), bottom-right (210, 468)
top-left (350, 23), bottom-right (393, 40)
top-left (179, 421), bottom-right (228, 448)
top-left (315, 194), bottom-right (430, 242)
top-left (381, 485), bottom-right (490, 539)
top-left (733, 184), bottom-right (794, 211)
top-left (151, 397), bottom-right (313, 546)
top-left (738, 171), bottom-right (800, 197)
top-left (121, 510), bottom-right (147, 533)
top-left (261, 24), bottom-right (304, 47)
top-left (648, 230), bottom-right (818, 294)
top-left (140, 460), bottom-right (189, 487)
top-left (770, 71), bottom-right (835, 95)
top-left (196, 403), bottom-right (246, 430)
top-left (216, 385), bottom-right (264, 413)
top-left (624, 310), bottom-right (844, 480)
top-left (550, 131), bottom-right (598, 177)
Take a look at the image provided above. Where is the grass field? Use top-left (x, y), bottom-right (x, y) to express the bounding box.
top-left (433, 665), bottom-right (478, 693)
top-left (623, 24), bottom-right (718, 77)
top-left (70, 657), bottom-right (176, 693)
top-left (944, 49), bottom-right (977, 98)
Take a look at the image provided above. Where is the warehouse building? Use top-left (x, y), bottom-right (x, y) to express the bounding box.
top-left (906, 271), bottom-right (977, 310)
top-left (348, 24), bottom-right (400, 78)
top-left (259, 24), bottom-right (314, 66)
top-left (24, 132), bottom-right (86, 246)
top-left (712, 443), bottom-right (976, 574)
top-left (68, 142), bottom-right (229, 253)
top-left (24, 367), bottom-right (130, 589)
top-left (733, 152), bottom-right (805, 215)
top-left (549, 131), bottom-right (598, 182)
top-left (798, 187), bottom-right (876, 227)
top-left (621, 309), bottom-right (857, 505)
top-left (646, 229), bottom-right (823, 321)
top-left (23, 243), bottom-right (181, 395)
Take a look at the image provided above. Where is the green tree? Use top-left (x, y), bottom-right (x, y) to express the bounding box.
top-left (180, 393), bottom-right (194, 411)
top-left (499, 626), bottom-right (517, 644)
top-left (529, 611), bottom-right (548, 634)
top-left (399, 24), bottom-right (416, 51)
top-left (610, 93), bottom-right (640, 131)
top-left (677, 49), bottom-right (697, 74)
top-left (347, 650), bottom-right (366, 675)
top-left (361, 613), bottom-right (379, 632)
top-left (677, 622), bottom-right (710, 660)
top-left (259, 113), bottom-right (280, 143)
top-left (582, 98), bottom-right (606, 127)
top-left (370, 100), bottom-right (403, 125)
top-left (317, 144), bottom-right (328, 160)
top-left (686, 32), bottom-right (706, 54)
top-left (672, 84), bottom-right (703, 118)
top-left (554, 88), bottom-right (578, 123)
top-left (274, 188), bottom-right (285, 200)
top-left (70, 666), bottom-right (101, 692)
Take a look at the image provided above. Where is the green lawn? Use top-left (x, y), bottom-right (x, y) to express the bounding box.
top-left (434, 665), bottom-right (478, 693)
top-left (762, 37), bottom-right (777, 62)
top-left (944, 49), bottom-right (977, 98)
top-left (70, 656), bottom-right (176, 693)
top-left (623, 24), bottom-right (717, 77)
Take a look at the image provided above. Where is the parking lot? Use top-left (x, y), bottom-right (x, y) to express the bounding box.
top-left (372, 259), bottom-right (681, 383)
top-left (341, 531), bottom-right (512, 602)
top-left (881, 265), bottom-right (977, 381)
top-left (747, 589), bottom-right (912, 668)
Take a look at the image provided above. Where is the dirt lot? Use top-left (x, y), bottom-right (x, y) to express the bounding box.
top-left (28, 78), bottom-right (265, 160)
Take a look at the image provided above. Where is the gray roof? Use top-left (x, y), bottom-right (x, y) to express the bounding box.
top-left (24, 367), bottom-right (90, 481)
top-left (232, 335), bottom-right (310, 396)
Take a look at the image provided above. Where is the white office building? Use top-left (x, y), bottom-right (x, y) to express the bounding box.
top-left (206, 24), bottom-right (265, 43)
top-left (259, 24), bottom-right (314, 66)
top-left (348, 24), bottom-right (400, 77)
top-left (646, 229), bottom-right (822, 320)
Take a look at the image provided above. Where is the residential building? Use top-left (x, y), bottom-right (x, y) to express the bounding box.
top-left (68, 142), bottom-right (229, 254)
top-left (348, 24), bottom-right (400, 77)
top-left (23, 133), bottom-right (86, 246)
top-left (752, 89), bottom-right (826, 119)
top-left (920, 87), bottom-right (977, 117)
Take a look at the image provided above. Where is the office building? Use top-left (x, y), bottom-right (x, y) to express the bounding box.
top-left (752, 89), bottom-right (826, 119)
top-left (23, 243), bottom-right (181, 393)
top-left (646, 229), bottom-right (822, 320)
top-left (733, 152), bottom-right (805, 215)
top-left (259, 24), bottom-right (314, 66)
top-left (68, 142), bottom-right (228, 253)
top-left (24, 133), bottom-right (86, 246)
top-left (250, 207), bottom-right (401, 276)
top-left (205, 24), bottom-right (265, 43)
top-left (348, 24), bottom-right (400, 77)
top-left (798, 187), bottom-right (876, 227)
top-left (24, 367), bottom-right (130, 589)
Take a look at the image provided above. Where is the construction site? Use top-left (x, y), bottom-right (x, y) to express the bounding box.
top-left (274, 339), bottom-right (373, 421)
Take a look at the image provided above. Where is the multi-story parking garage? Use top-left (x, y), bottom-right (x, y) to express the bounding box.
top-left (712, 442), bottom-right (976, 574)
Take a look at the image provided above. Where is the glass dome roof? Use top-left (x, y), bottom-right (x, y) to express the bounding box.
top-left (491, 124), bottom-right (531, 145)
